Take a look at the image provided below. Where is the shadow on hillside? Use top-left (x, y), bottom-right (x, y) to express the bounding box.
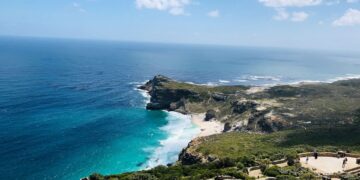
top-left (278, 126), bottom-right (360, 150)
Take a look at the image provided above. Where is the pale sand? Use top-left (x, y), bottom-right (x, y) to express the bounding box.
top-left (300, 156), bottom-right (359, 174)
top-left (191, 113), bottom-right (224, 137)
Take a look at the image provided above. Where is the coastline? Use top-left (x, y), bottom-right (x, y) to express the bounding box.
top-left (136, 86), bottom-right (224, 168)
top-left (190, 113), bottom-right (224, 138)
top-left (135, 74), bottom-right (360, 170)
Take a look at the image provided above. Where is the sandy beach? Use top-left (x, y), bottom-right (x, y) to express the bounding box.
top-left (191, 113), bottom-right (224, 137)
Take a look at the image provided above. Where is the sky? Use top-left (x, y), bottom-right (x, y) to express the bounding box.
top-left (0, 0), bottom-right (360, 51)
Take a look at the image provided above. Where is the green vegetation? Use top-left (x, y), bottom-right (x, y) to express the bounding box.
top-left (196, 128), bottom-right (360, 161)
top-left (89, 127), bottom-right (359, 180)
top-left (89, 161), bottom-right (253, 180)
top-left (90, 77), bottom-right (360, 179)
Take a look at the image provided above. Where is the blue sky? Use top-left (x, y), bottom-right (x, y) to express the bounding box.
top-left (0, 0), bottom-right (359, 51)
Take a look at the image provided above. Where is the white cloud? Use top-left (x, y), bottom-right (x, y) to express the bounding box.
top-left (207, 10), bottom-right (220, 18)
top-left (273, 9), bottom-right (309, 22)
top-left (135, 0), bottom-right (191, 16)
top-left (260, 0), bottom-right (315, 22)
top-left (72, 2), bottom-right (86, 13)
top-left (274, 8), bottom-right (289, 20)
top-left (291, 11), bottom-right (309, 21)
top-left (333, 8), bottom-right (360, 26)
top-left (347, 0), bottom-right (359, 3)
top-left (259, 0), bottom-right (322, 7)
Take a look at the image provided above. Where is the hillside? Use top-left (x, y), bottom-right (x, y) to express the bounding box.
top-left (88, 76), bottom-right (360, 180)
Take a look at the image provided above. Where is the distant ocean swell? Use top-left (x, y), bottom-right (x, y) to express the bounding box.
top-left (185, 73), bottom-right (360, 87)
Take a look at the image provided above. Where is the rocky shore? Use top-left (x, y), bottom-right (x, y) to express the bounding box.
top-left (139, 75), bottom-right (360, 134)
top-left (88, 75), bottom-right (360, 179)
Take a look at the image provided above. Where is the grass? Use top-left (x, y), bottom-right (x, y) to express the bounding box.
top-left (196, 127), bottom-right (360, 161)
top-left (89, 127), bottom-right (359, 180)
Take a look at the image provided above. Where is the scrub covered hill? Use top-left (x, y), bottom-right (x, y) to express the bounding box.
top-left (140, 75), bottom-right (360, 132)
top-left (89, 127), bottom-right (360, 180)
top-left (88, 76), bottom-right (360, 179)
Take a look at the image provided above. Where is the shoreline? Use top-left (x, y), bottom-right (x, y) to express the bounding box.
top-left (190, 113), bottom-right (224, 138)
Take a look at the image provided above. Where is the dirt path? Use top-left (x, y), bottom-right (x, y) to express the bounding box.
top-left (300, 156), bottom-right (359, 174)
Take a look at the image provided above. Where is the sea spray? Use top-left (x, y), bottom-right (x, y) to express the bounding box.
top-left (135, 84), bottom-right (200, 169)
top-left (144, 111), bottom-right (200, 168)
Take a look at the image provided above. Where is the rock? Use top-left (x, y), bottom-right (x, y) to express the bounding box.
top-left (223, 122), bottom-right (232, 132)
top-left (207, 155), bottom-right (218, 162)
top-left (178, 149), bottom-right (203, 165)
top-left (212, 93), bottom-right (227, 101)
top-left (146, 102), bottom-right (166, 110)
top-left (205, 109), bottom-right (216, 121)
top-left (140, 75), bottom-right (201, 111)
top-left (169, 99), bottom-right (186, 112)
top-left (178, 138), bottom-right (206, 165)
top-left (232, 100), bottom-right (257, 114)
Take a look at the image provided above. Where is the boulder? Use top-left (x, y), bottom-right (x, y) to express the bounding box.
top-left (212, 93), bottom-right (227, 101)
top-left (205, 109), bottom-right (216, 121)
top-left (223, 122), bottom-right (232, 132)
top-left (232, 100), bottom-right (257, 114)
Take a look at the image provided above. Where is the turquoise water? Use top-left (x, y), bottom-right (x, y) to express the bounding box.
top-left (0, 37), bottom-right (360, 179)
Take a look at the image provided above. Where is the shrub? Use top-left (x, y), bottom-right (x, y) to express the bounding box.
top-left (215, 158), bottom-right (236, 168)
top-left (236, 162), bottom-right (244, 169)
top-left (263, 166), bottom-right (281, 177)
top-left (276, 175), bottom-right (297, 180)
top-left (238, 156), bottom-right (257, 167)
top-left (220, 168), bottom-right (246, 179)
top-left (299, 173), bottom-right (317, 180)
top-left (286, 153), bottom-right (298, 166)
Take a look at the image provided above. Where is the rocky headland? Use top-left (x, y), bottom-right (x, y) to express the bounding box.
top-left (88, 75), bottom-right (360, 180)
top-left (139, 75), bottom-right (360, 133)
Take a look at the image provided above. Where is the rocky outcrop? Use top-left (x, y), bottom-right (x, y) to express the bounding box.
top-left (139, 75), bottom-right (201, 112)
top-left (140, 75), bottom-right (360, 134)
top-left (223, 122), bottom-right (232, 132)
top-left (232, 100), bottom-right (257, 114)
top-left (205, 109), bottom-right (216, 121)
top-left (212, 93), bottom-right (227, 101)
top-left (178, 138), bottom-right (207, 165)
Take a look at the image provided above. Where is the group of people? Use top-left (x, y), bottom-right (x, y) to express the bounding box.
top-left (304, 149), bottom-right (349, 169)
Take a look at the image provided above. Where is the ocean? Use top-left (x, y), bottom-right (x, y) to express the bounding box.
top-left (0, 37), bottom-right (359, 180)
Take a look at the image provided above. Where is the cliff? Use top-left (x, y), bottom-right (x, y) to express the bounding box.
top-left (139, 75), bottom-right (360, 133)
top-left (88, 76), bottom-right (360, 180)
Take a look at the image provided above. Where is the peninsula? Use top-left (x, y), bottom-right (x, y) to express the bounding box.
top-left (89, 75), bottom-right (360, 180)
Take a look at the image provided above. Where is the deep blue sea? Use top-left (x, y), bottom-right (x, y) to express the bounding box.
top-left (0, 37), bottom-right (360, 180)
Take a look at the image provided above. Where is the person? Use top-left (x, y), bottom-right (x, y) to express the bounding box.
top-left (342, 157), bottom-right (348, 168)
top-left (313, 149), bottom-right (318, 160)
top-left (306, 156), bottom-right (309, 164)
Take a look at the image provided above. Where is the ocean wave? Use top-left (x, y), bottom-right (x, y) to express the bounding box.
top-left (326, 74), bottom-right (360, 83)
top-left (218, 80), bottom-right (230, 84)
top-left (144, 111), bottom-right (199, 169)
top-left (128, 81), bottom-right (148, 85)
top-left (135, 88), bottom-right (151, 105)
top-left (235, 75), bottom-right (282, 82)
top-left (284, 74), bottom-right (360, 86)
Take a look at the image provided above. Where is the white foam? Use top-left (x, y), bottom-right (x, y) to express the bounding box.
top-left (219, 80), bottom-right (230, 84)
top-left (135, 88), bottom-right (151, 105)
top-left (326, 74), bottom-right (360, 83)
top-left (144, 111), bottom-right (200, 169)
top-left (284, 74), bottom-right (360, 87)
top-left (128, 80), bottom-right (149, 85)
top-left (237, 75), bottom-right (281, 82)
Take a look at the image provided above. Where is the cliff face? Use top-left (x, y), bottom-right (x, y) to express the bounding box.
top-left (140, 75), bottom-right (360, 134)
top-left (139, 75), bottom-right (202, 113)
top-left (88, 76), bottom-right (360, 179)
